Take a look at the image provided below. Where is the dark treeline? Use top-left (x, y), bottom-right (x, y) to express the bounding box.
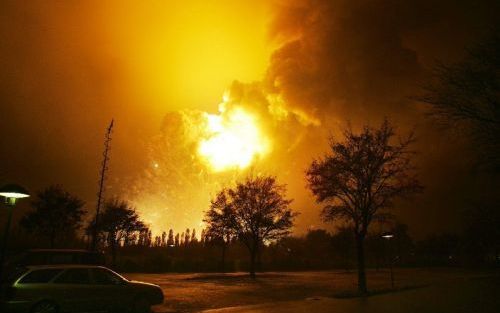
top-left (7, 215), bottom-right (499, 273)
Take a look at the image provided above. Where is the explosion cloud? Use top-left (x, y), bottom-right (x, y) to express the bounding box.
top-left (128, 0), bottom-right (498, 235)
top-left (128, 82), bottom-right (321, 234)
top-left (1, 0), bottom-right (498, 237)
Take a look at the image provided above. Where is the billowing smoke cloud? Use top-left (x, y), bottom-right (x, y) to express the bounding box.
top-left (266, 0), bottom-right (425, 123)
top-left (130, 0), bottom-right (499, 236)
top-left (263, 0), bottom-right (499, 236)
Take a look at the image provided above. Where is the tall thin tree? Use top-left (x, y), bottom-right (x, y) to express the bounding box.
top-left (91, 119), bottom-right (114, 251)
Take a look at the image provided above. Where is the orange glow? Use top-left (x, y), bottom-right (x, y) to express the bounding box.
top-left (104, 0), bottom-right (272, 111)
top-left (97, 1), bottom-right (283, 234)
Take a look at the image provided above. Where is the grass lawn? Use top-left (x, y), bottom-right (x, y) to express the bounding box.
top-left (124, 268), bottom-right (497, 312)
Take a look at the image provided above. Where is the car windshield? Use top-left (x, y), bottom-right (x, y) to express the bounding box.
top-left (1, 267), bottom-right (28, 284)
top-left (92, 268), bottom-right (124, 285)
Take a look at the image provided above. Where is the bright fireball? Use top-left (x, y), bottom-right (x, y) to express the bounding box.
top-left (199, 107), bottom-right (269, 171)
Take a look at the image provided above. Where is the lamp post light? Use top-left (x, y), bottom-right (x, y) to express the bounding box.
top-left (381, 231), bottom-right (395, 289)
top-left (0, 184), bottom-right (30, 281)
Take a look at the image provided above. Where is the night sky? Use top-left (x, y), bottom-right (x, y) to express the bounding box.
top-left (1, 0), bottom-right (498, 238)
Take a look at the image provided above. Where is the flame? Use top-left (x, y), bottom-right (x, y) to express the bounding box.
top-left (129, 84), bottom-right (323, 235)
top-left (198, 106), bottom-right (269, 171)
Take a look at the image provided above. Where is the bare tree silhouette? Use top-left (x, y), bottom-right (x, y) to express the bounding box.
top-left (92, 199), bottom-right (146, 266)
top-left (306, 120), bottom-right (422, 294)
top-left (206, 176), bottom-right (297, 277)
top-left (419, 32), bottom-right (500, 171)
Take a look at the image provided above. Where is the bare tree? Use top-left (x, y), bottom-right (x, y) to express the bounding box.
top-left (419, 33), bottom-right (500, 171)
top-left (206, 176), bottom-right (297, 278)
top-left (21, 185), bottom-right (86, 248)
top-left (96, 199), bottom-right (146, 266)
top-left (306, 120), bottom-right (422, 294)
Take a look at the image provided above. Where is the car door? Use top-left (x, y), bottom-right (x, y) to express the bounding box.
top-left (52, 268), bottom-right (97, 312)
top-left (90, 267), bottom-right (133, 312)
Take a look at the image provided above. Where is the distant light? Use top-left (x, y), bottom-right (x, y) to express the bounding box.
top-left (382, 232), bottom-right (394, 239)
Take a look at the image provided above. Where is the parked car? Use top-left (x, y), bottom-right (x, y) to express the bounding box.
top-left (0, 265), bottom-right (164, 313)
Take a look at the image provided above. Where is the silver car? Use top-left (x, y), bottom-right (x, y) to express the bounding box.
top-left (0, 265), bottom-right (164, 313)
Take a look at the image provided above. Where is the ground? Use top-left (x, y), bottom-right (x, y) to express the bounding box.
top-left (124, 268), bottom-right (500, 313)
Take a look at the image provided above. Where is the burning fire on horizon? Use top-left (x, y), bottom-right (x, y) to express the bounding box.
top-left (126, 83), bottom-right (321, 235)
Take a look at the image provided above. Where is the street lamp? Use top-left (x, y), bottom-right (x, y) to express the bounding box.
top-left (0, 184), bottom-right (30, 205)
top-left (0, 184), bottom-right (30, 281)
top-left (381, 231), bottom-right (395, 289)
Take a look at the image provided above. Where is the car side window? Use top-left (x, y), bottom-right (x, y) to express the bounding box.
top-left (92, 268), bottom-right (123, 285)
top-left (54, 268), bottom-right (91, 284)
top-left (19, 269), bottom-right (62, 284)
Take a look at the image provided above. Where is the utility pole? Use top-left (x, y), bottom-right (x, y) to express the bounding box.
top-left (91, 119), bottom-right (114, 251)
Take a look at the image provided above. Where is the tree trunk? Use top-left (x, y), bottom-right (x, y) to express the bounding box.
top-left (356, 235), bottom-right (368, 295)
top-left (221, 243), bottom-right (226, 272)
top-left (256, 243), bottom-right (262, 272)
top-left (249, 248), bottom-right (257, 278)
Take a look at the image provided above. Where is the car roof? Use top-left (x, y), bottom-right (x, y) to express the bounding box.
top-left (26, 264), bottom-right (108, 270)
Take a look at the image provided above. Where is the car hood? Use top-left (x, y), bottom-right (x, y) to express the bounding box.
top-left (127, 280), bottom-right (161, 289)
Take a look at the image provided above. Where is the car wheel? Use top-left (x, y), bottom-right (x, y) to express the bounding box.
top-left (31, 301), bottom-right (58, 313)
top-left (133, 296), bottom-right (151, 313)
